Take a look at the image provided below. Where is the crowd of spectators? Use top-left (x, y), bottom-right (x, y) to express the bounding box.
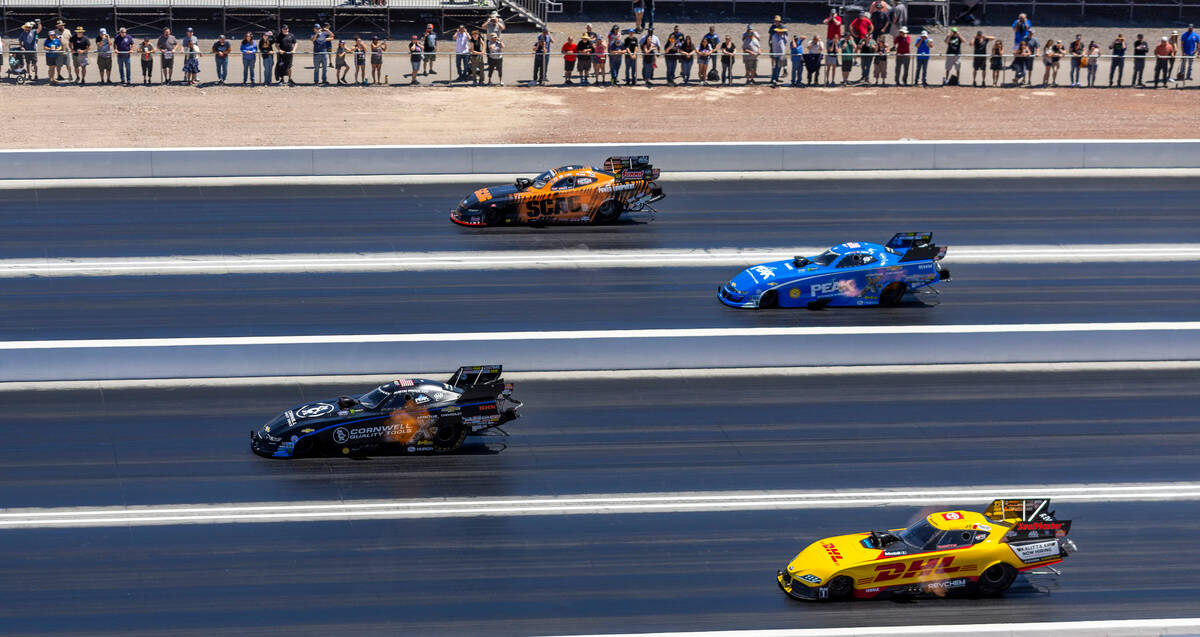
top-left (6, 8), bottom-right (1199, 89)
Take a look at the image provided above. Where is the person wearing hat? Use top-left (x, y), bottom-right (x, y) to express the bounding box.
top-left (942, 27), bottom-right (962, 85)
top-left (156, 27), bottom-right (178, 84)
top-left (259, 31), bottom-right (275, 85)
top-left (623, 28), bottom-right (640, 85)
top-left (768, 18), bottom-right (787, 87)
top-left (275, 24), bottom-right (297, 85)
top-left (893, 25), bottom-right (911, 85)
top-left (181, 31), bottom-right (201, 86)
top-left (1168, 30), bottom-right (1180, 81)
top-left (1154, 35), bottom-right (1174, 87)
top-left (1011, 12), bottom-right (1030, 49)
top-left (69, 26), bottom-right (90, 85)
top-left (1179, 25), bottom-right (1197, 81)
top-left (914, 30), bottom-right (931, 86)
top-left (137, 36), bottom-right (154, 84)
top-left (741, 25), bottom-right (760, 84)
top-left (312, 23), bottom-right (334, 84)
top-left (1108, 33), bottom-right (1126, 87)
top-left (212, 34), bottom-right (231, 84)
top-left (867, 0), bottom-right (889, 40)
top-left (469, 28), bottom-right (486, 85)
top-left (369, 35), bottom-right (386, 85)
top-left (43, 29), bottom-right (63, 85)
top-left (113, 27), bottom-right (134, 85)
top-left (483, 11), bottom-right (505, 38)
top-left (454, 25), bottom-right (470, 82)
top-left (1131, 33), bottom-right (1148, 87)
top-left (408, 34), bottom-right (423, 84)
top-left (575, 32), bottom-right (593, 85)
top-left (663, 25), bottom-right (682, 85)
top-left (334, 38), bottom-right (348, 84)
top-left (486, 32), bottom-right (504, 85)
top-left (54, 20), bottom-right (73, 81)
top-left (888, 0), bottom-right (907, 37)
top-left (531, 27), bottom-right (552, 85)
top-left (421, 23), bottom-right (437, 77)
top-left (18, 20), bottom-right (42, 81)
top-left (95, 27), bottom-right (113, 84)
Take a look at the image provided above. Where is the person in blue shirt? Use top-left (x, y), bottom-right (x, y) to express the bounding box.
top-left (1181, 25), bottom-right (1198, 81)
top-left (18, 20), bottom-right (42, 80)
top-left (789, 35), bottom-right (804, 86)
top-left (915, 30), bottom-right (931, 86)
top-left (44, 29), bottom-right (62, 84)
top-left (240, 32), bottom-right (258, 84)
top-left (1011, 13), bottom-right (1030, 48)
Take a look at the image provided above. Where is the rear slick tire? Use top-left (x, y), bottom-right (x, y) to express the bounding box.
top-left (430, 423), bottom-right (467, 453)
top-left (592, 200), bottom-right (620, 224)
top-left (879, 282), bottom-right (907, 307)
top-left (977, 563), bottom-right (1017, 595)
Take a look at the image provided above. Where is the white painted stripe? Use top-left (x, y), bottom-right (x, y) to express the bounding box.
top-left (2, 483), bottom-right (1198, 529)
top-left (2, 244), bottom-right (1198, 277)
top-left (2, 360), bottom-right (1198, 392)
top-left (536, 617), bottom-right (1200, 637)
top-left (2, 167), bottom-right (1200, 190)
top-left (2, 322), bottom-right (1199, 351)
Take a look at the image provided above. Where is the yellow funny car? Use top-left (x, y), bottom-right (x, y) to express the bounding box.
top-left (777, 499), bottom-right (1077, 601)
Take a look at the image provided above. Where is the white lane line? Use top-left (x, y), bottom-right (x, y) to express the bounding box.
top-left (3, 360), bottom-right (1199, 392)
top-left (3, 322), bottom-right (1200, 350)
top-left (3, 244), bottom-right (1199, 277)
top-left (2, 483), bottom-right (1198, 529)
top-left (536, 617), bottom-right (1200, 637)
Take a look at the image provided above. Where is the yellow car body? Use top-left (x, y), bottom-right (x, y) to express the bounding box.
top-left (777, 499), bottom-right (1076, 600)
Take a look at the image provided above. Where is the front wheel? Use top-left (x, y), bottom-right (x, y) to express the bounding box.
top-left (758, 290), bottom-right (778, 309)
top-left (976, 563), bottom-right (1017, 595)
top-left (827, 575), bottom-right (854, 600)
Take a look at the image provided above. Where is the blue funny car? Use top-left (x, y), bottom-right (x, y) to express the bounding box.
top-left (718, 233), bottom-right (951, 310)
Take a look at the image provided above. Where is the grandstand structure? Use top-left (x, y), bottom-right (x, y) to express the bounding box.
top-left (0, 0), bottom-right (558, 37)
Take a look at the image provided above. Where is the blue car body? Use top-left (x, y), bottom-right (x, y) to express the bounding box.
top-left (718, 233), bottom-right (951, 309)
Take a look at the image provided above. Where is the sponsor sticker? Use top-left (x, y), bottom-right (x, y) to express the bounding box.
top-left (1009, 540), bottom-right (1060, 563)
top-left (942, 512), bottom-right (963, 521)
top-left (332, 427), bottom-right (350, 444)
top-left (296, 403), bottom-right (335, 419)
top-left (751, 265), bottom-right (776, 280)
top-left (789, 288), bottom-right (802, 299)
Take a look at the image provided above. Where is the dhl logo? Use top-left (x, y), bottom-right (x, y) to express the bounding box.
top-left (872, 556), bottom-right (962, 582)
top-left (822, 542), bottom-right (845, 564)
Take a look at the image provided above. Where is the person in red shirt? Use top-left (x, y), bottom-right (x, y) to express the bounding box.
top-left (892, 25), bottom-right (911, 84)
top-left (1153, 36), bottom-right (1173, 87)
top-left (849, 13), bottom-right (872, 45)
top-left (562, 36), bottom-right (577, 83)
top-left (823, 9), bottom-right (842, 42)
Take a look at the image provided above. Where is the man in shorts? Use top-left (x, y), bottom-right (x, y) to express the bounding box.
top-left (741, 25), bottom-right (759, 84)
top-left (421, 23), bottom-right (437, 76)
top-left (156, 27), bottom-right (178, 84)
top-left (18, 20), bottom-right (42, 80)
top-left (69, 26), bottom-right (90, 84)
top-left (943, 26), bottom-right (962, 84)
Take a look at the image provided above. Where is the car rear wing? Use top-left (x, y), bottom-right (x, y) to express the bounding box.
top-left (603, 156), bottom-right (661, 181)
top-left (985, 499), bottom-right (1073, 541)
top-left (448, 365), bottom-right (503, 389)
top-left (886, 232), bottom-right (946, 263)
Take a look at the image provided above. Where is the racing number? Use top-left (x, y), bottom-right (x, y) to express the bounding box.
top-left (873, 556), bottom-right (961, 582)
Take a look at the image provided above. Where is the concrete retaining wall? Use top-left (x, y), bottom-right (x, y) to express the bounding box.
top-left (4, 140), bottom-right (1200, 180)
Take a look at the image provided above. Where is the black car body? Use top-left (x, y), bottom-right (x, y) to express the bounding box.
top-left (251, 365), bottom-right (521, 458)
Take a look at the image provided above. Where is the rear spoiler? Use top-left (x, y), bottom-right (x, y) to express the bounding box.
top-left (984, 499), bottom-right (1072, 541)
top-left (602, 155), bottom-right (661, 181)
top-left (886, 232), bottom-right (947, 263)
top-left (448, 365), bottom-right (503, 389)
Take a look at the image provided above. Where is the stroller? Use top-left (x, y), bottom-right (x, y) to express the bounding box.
top-left (6, 51), bottom-right (30, 84)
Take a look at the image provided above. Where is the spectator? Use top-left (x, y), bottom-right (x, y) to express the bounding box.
top-left (768, 17), bottom-right (787, 88)
top-left (632, 0), bottom-right (645, 33)
top-left (18, 20), bottom-right (41, 81)
top-left (971, 31), bottom-right (994, 86)
top-left (353, 36), bottom-right (366, 84)
top-left (276, 24), bottom-right (297, 85)
top-left (623, 29), bottom-right (640, 85)
top-left (1012, 40), bottom-right (1029, 85)
top-left (69, 26), bottom-right (89, 85)
top-left (1154, 36), bottom-right (1173, 87)
top-left (1131, 33), bottom-right (1148, 87)
top-left (1012, 13), bottom-right (1030, 48)
top-left (1168, 31), bottom-right (1179, 81)
top-left (1086, 40), bottom-right (1100, 86)
top-left (1042, 39), bottom-right (1062, 87)
top-left (849, 11), bottom-right (871, 45)
top-left (701, 26), bottom-right (719, 52)
top-left (313, 23), bottom-right (333, 84)
top-left (483, 12), bottom-right (505, 38)
top-left (532, 28), bottom-right (552, 86)
top-left (609, 31), bottom-right (626, 85)
top-left (789, 34), bottom-right (803, 86)
top-left (893, 26), bottom-right (910, 85)
top-left (943, 27), bottom-right (963, 85)
top-left (334, 39), bottom-right (347, 84)
top-left (562, 35), bottom-right (577, 84)
top-left (641, 28), bottom-right (659, 86)
top-left (54, 20), bottom-right (73, 81)
top-left (697, 34), bottom-right (713, 85)
top-left (44, 29), bottom-right (62, 85)
top-left (183, 36), bottom-right (201, 85)
top-left (823, 9), bottom-right (842, 43)
top-left (664, 25), bottom-right (682, 85)
top-left (115, 27), bottom-right (133, 85)
top-left (455, 25), bottom-right (470, 82)
top-left (422, 24), bottom-right (437, 77)
top-left (719, 34), bottom-right (736, 85)
top-left (678, 34), bottom-right (695, 84)
top-left (487, 32), bottom-right (504, 85)
top-left (593, 31), bottom-right (607, 85)
top-left (873, 35), bottom-right (888, 85)
top-left (585, 23), bottom-right (598, 41)
top-left (1068, 34), bottom-right (1083, 87)
top-left (889, 0), bottom-right (907, 37)
top-left (742, 25), bottom-right (760, 84)
top-left (407, 35), bottom-right (422, 85)
top-left (370, 35), bottom-right (386, 85)
top-left (868, 0), bottom-right (890, 39)
top-left (1022, 29), bottom-right (1038, 84)
top-left (989, 40), bottom-right (1004, 86)
top-left (804, 34), bottom-right (822, 85)
top-left (259, 31), bottom-right (274, 86)
top-left (824, 36), bottom-right (838, 86)
top-left (241, 32), bottom-right (258, 84)
top-left (157, 27), bottom-right (177, 84)
top-left (914, 29), bottom-right (930, 86)
top-left (469, 29), bottom-right (485, 85)
top-left (576, 33), bottom-right (593, 85)
top-left (840, 35), bottom-right (855, 84)
top-left (1181, 25), bottom-right (1197, 81)
top-left (138, 37), bottom-right (153, 84)
top-left (212, 34), bottom-right (231, 84)
top-left (96, 28), bottom-right (112, 84)
top-left (1109, 33), bottom-right (1126, 86)
top-left (859, 35), bottom-right (876, 83)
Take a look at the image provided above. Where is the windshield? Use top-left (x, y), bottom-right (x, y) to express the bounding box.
top-left (358, 386), bottom-right (393, 409)
top-left (532, 170), bottom-right (553, 188)
top-left (898, 520), bottom-right (938, 549)
top-left (812, 249), bottom-right (840, 266)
